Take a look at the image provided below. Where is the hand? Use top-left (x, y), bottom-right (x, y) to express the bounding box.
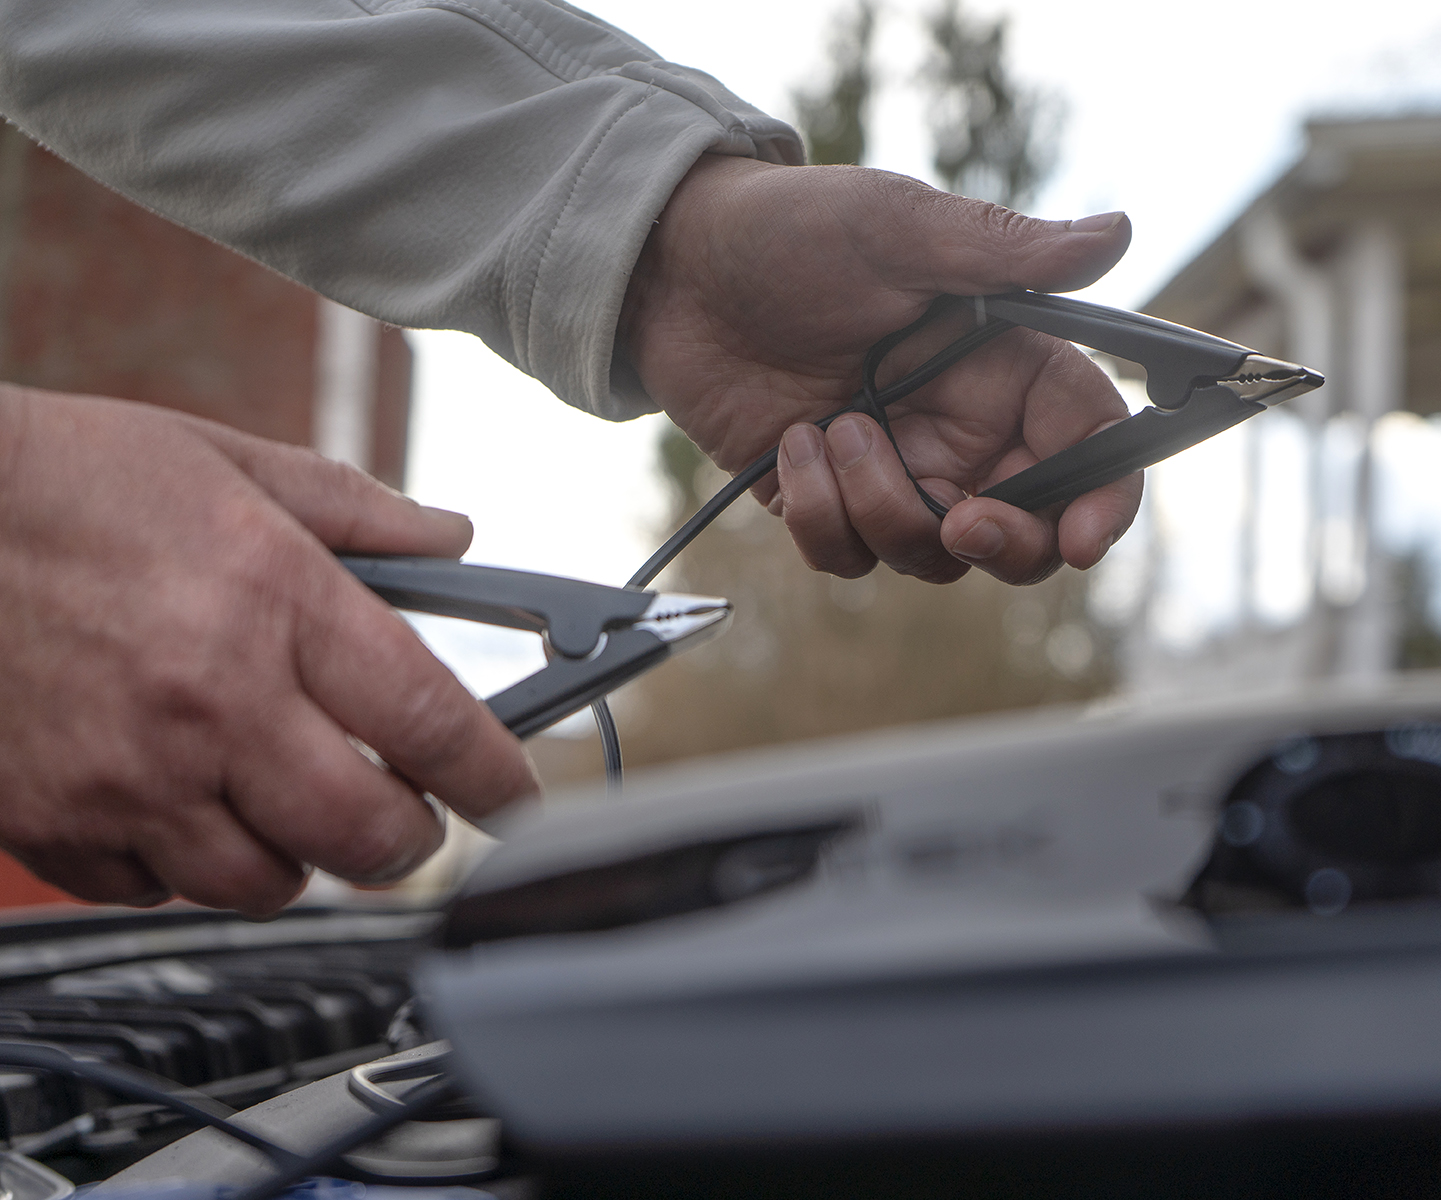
top-left (621, 155), bottom-right (1141, 586)
top-left (0, 386), bottom-right (537, 916)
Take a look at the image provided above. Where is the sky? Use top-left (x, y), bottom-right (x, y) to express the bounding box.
top-left (401, 0), bottom-right (1441, 694)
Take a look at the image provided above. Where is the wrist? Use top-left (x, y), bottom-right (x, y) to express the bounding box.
top-left (618, 154), bottom-right (780, 388)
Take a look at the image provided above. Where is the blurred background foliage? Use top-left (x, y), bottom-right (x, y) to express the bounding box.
top-left (922, 0), bottom-right (1063, 208)
top-left (791, 1), bottom-right (876, 170)
top-left (790, 0), bottom-right (1061, 207)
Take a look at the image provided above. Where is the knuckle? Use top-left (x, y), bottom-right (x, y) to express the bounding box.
top-left (233, 535), bottom-right (315, 610)
top-left (387, 676), bottom-right (476, 772)
top-left (182, 855), bottom-right (304, 916)
top-left (837, 473), bottom-right (886, 521)
top-left (125, 886), bottom-right (175, 908)
top-left (232, 874), bottom-right (307, 918)
top-left (291, 752), bottom-right (351, 807)
top-left (212, 499), bottom-right (326, 603)
top-left (783, 515), bottom-right (874, 579)
top-left (972, 200), bottom-right (1029, 242)
top-left (265, 752), bottom-right (414, 881)
top-left (332, 810), bottom-right (435, 884)
top-left (907, 558), bottom-right (969, 586)
top-left (135, 641), bottom-right (225, 725)
top-left (493, 746), bottom-right (542, 806)
top-left (92, 880), bottom-right (173, 907)
top-left (804, 548), bottom-right (873, 580)
top-left (21, 847), bottom-right (171, 907)
top-left (780, 494), bottom-right (824, 536)
top-left (320, 459), bottom-right (390, 545)
top-left (1011, 555), bottom-right (1064, 587)
top-left (792, 545), bottom-right (829, 574)
top-left (833, 444), bottom-right (912, 519)
top-left (455, 747), bottom-right (540, 820)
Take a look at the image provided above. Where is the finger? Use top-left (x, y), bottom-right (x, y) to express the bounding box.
top-left (777, 423), bottom-right (876, 578)
top-left (889, 332), bottom-right (1129, 481)
top-left (940, 496), bottom-right (1064, 587)
top-left (185, 417), bottom-right (473, 556)
top-left (1058, 471), bottom-right (1144, 570)
top-left (294, 565), bottom-right (539, 823)
top-left (227, 695), bottom-right (445, 891)
top-left (1013, 337), bottom-right (1133, 461)
top-left (751, 469), bottom-right (780, 512)
top-left (867, 178), bottom-right (1133, 296)
top-left (129, 795), bottom-right (309, 917)
top-left (823, 415), bottom-right (967, 584)
top-left (907, 334), bottom-right (1139, 578)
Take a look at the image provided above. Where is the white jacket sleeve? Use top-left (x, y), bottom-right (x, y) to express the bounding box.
top-left (0, 0), bottom-right (803, 419)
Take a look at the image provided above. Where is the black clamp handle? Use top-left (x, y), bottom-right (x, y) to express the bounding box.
top-left (340, 557), bottom-right (668, 739)
top-left (963, 292), bottom-right (1300, 512)
top-left (981, 386), bottom-right (1263, 511)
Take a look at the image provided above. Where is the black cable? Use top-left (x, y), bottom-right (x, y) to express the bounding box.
top-left (0, 1042), bottom-right (301, 1167)
top-left (590, 696), bottom-right (623, 789)
top-left (229, 1071), bottom-right (459, 1200)
top-left (628, 450), bottom-right (780, 590)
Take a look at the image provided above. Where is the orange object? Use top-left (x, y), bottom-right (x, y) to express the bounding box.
top-left (0, 850), bottom-right (82, 909)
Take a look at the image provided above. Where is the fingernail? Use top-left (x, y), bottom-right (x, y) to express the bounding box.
top-left (781, 423), bottom-right (823, 469)
top-left (420, 506), bottom-right (473, 539)
top-left (1066, 211), bottom-right (1125, 234)
top-left (827, 416), bottom-right (871, 470)
top-left (949, 518), bottom-right (1005, 562)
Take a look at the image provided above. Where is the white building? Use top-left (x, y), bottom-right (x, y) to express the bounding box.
top-left (1102, 113), bottom-right (1441, 696)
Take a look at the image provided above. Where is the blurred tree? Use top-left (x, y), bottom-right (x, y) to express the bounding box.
top-left (656, 420), bottom-right (709, 515)
top-left (923, 0), bottom-right (1062, 208)
top-left (790, 1), bottom-right (876, 166)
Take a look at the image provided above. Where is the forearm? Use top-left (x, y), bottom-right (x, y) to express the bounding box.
top-left (0, 0), bottom-right (802, 419)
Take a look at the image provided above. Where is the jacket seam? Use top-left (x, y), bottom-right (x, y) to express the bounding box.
top-left (356, 0), bottom-right (611, 83)
top-left (522, 84), bottom-right (664, 376)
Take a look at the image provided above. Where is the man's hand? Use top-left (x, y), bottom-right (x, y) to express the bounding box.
top-left (621, 156), bottom-right (1141, 586)
top-left (0, 385), bottom-right (537, 916)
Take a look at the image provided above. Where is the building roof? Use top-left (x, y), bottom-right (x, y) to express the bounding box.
top-left (1141, 112), bottom-right (1441, 415)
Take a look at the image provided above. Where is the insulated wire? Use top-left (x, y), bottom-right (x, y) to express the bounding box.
top-left (2, 1042), bottom-right (471, 1199)
top-left (0, 1042), bottom-right (301, 1167)
top-left (593, 304), bottom-right (1017, 786)
top-left (590, 695), bottom-right (623, 789)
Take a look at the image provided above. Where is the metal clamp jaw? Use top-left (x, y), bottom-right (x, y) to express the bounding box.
top-left (972, 292), bottom-right (1324, 511)
top-left (341, 557), bottom-right (731, 739)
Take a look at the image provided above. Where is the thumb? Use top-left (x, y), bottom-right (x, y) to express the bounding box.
top-left (187, 416), bottom-right (474, 556)
top-left (867, 180), bottom-right (1131, 296)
